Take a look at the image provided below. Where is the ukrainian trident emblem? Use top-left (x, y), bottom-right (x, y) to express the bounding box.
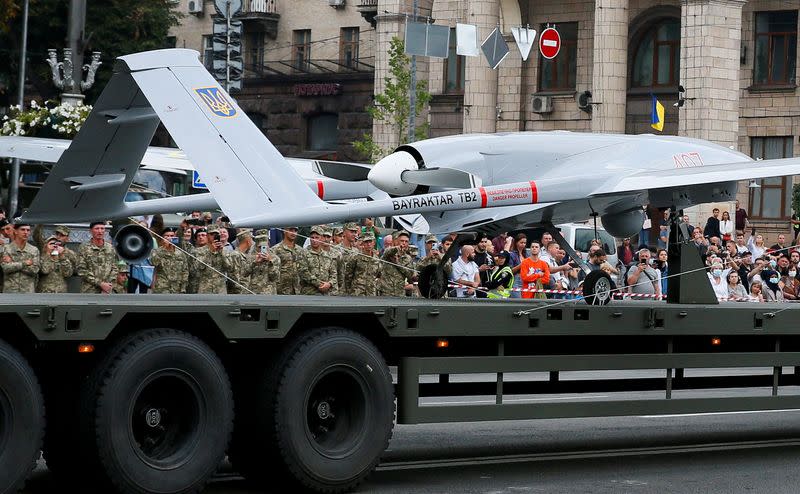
top-left (195, 87), bottom-right (237, 118)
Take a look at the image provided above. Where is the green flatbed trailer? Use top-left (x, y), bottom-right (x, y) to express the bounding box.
top-left (2, 293), bottom-right (800, 494)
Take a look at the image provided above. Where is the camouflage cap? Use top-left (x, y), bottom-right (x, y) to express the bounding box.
top-left (394, 230), bottom-right (410, 239)
top-left (310, 225), bottom-right (326, 235)
top-left (344, 222), bottom-right (360, 232)
top-left (206, 224), bottom-right (220, 234)
top-left (333, 226), bottom-right (343, 235)
top-left (425, 234), bottom-right (438, 243)
top-left (409, 245), bottom-right (420, 254)
top-left (322, 227), bottom-right (333, 237)
top-left (54, 225), bottom-right (71, 236)
top-left (236, 228), bottom-right (253, 239)
top-left (254, 234), bottom-right (269, 243)
top-left (254, 229), bottom-right (269, 237)
top-left (45, 235), bottom-right (59, 243)
top-left (117, 261), bottom-right (130, 274)
top-left (359, 231), bottom-right (376, 242)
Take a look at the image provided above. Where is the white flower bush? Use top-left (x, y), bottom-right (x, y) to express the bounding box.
top-left (1, 101), bottom-right (92, 137)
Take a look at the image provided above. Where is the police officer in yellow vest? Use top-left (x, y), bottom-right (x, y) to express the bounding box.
top-left (485, 250), bottom-right (514, 299)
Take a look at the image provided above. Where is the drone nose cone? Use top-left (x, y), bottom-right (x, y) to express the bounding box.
top-left (368, 150), bottom-right (419, 196)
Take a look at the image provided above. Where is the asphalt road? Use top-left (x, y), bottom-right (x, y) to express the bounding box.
top-left (22, 408), bottom-right (800, 494)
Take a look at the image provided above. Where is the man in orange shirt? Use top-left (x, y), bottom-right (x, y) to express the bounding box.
top-left (519, 241), bottom-right (550, 299)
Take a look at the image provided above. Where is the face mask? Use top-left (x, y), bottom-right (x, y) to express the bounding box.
top-left (790, 271), bottom-right (797, 278)
top-left (769, 277), bottom-right (780, 284)
top-left (712, 269), bottom-right (722, 277)
top-left (169, 237), bottom-right (180, 245)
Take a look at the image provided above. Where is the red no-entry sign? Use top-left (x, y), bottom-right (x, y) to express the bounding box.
top-left (539, 27), bottom-right (561, 59)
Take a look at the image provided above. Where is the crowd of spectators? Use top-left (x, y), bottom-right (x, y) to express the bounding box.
top-left (2, 204), bottom-right (800, 303)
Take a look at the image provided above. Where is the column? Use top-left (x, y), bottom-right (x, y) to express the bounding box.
top-left (678, 0), bottom-right (745, 148)
top-left (591, 0), bottom-right (629, 134)
top-left (463, 1), bottom-right (500, 134)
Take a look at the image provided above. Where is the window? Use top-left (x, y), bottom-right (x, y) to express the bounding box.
top-left (340, 27), bottom-right (359, 69)
top-left (539, 23), bottom-right (578, 91)
top-left (753, 11), bottom-right (797, 86)
top-left (202, 35), bottom-right (213, 70)
top-left (308, 113), bottom-right (338, 151)
top-left (749, 137), bottom-right (794, 219)
top-left (443, 27), bottom-right (465, 93)
top-left (631, 18), bottom-right (680, 88)
top-left (246, 32), bottom-right (265, 70)
top-left (293, 29), bottom-right (311, 71)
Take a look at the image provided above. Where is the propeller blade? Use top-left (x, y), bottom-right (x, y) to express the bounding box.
top-left (401, 167), bottom-right (482, 188)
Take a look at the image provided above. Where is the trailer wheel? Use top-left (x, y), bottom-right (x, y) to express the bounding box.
top-left (582, 270), bottom-right (615, 305)
top-left (272, 329), bottom-right (394, 493)
top-left (90, 329), bottom-right (233, 494)
top-left (0, 339), bottom-right (45, 494)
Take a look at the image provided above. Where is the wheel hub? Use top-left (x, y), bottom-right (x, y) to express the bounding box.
top-left (145, 408), bottom-right (162, 428)
top-left (316, 401), bottom-right (331, 420)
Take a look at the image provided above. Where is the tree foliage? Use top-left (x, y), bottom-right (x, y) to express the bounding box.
top-left (0, 0), bottom-right (180, 107)
top-left (353, 37), bottom-right (431, 163)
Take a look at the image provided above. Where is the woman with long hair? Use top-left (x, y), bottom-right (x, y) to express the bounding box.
top-left (719, 211), bottom-right (734, 245)
top-left (508, 233), bottom-right (528, 299)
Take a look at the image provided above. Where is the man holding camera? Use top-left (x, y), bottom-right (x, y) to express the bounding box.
top-left (37, 235), bottom-right (74, 293)
top-left (151, 227), bottom-right (190, 294)
top-left (626, 248), bottom-right (661, 297)
top-left (194, 224), bottom-right (234, 294)
top-left (248, 230), bottom-right (280, 294)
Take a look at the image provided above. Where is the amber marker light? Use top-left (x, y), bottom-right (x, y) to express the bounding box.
top-left (711, 338), bottom-right (721, 346)
top-left (436, 338), bottom-right (449, 349)
top-left (78, 344), bottom-right (95, 353)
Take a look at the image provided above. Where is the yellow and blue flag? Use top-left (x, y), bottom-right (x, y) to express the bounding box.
top-left (650, 95), bottom-right (664, 132)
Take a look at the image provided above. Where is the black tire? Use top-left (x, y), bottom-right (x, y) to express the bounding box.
top-left (417, 264), bottom-right (448, 299)
top-left (0, 339), bottom-right (45, 494)
top-left (88, 329), bottom-right (233, 494)
top-left (269, 329), bottom-right (395, 493)
top-left (582, 270), bottom-right (615, 305)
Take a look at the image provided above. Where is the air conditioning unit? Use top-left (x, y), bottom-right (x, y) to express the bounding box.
top-left (329, 0), bottom-right (345, 7)
top-left (531, 95), bottom-right (553, 114)
top-left (188, 0), bottom-right (204, 15)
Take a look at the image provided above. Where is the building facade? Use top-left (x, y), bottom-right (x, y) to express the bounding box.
top-left (170, 0), bottom-right (376, 161)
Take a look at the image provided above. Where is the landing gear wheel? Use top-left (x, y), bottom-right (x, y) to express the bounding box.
top-left (418, 264), bottom-right (448, 299)
top-left (88, 329), bottom-right (233, 494)
top-left (0, 339), bottom-right (45, 494)
top-left (582, 270), bottom-right (615, 305)
top-left (271, 328), bottom-right (395, 493)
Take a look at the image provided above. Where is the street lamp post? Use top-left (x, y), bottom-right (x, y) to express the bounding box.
top-left (7, 0), bottom-right (29, 218)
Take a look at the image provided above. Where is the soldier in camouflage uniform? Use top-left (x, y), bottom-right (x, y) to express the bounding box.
top-left (77, 222), bottom-right (118, 294)
top-left (338, 222), bottom-right (362, 295)
top-left (53, 225), bottom-right (79, 276)
top-left (112, 262), bottom-right (129, 294)
top-left (194, 225), bottom-right (234, 294)
top-left (273, 227), bottom-right (317, 295)
top-left (0, 219), bottom-right (11, 293)
top-left (37, 235), bottom-right (75, 293)
top-left (226, 229), bottom-right (254, 294)
top-left (301, 226), bottom-right (338, 296)
top-left (150, 227), bottom-right (190, 294)
top-left (249, 232), bottom-right (281, 294)
top-left (186, 227), bottom-right (208, 294)
top-left (378, 246), bottom-right (414, 296)
top-left (347, 231), bottom-right (380, 296)
top-left (1, 222), bottom-right (40, 293)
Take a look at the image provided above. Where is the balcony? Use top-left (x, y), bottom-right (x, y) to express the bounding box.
top-left (237, 0), bottom-right (280, 38)
top-left (244, 57), bottom-right (375, 82)
top-left (356, 0), bottom-right (378, 27)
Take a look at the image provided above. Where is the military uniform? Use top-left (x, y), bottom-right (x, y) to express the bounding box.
top-left (338, 222), bottom-right (362, 295)
top-left (348, 232), bottom-right (380, 296)
top-left (151, 246), bottom-right (190, 294)
top-left (1, 241), bottom-right (40, 293)
top-left (273, 240), bottom-right (315, 295)
top-left (112, 262), bottom-right (129, 294)
top-left (37, 238), bottom-right (74, 293)
top-left (193, 244), bottom-right (234, 294)
top-left (249, 235), bottom-right (281, 294)
top-left (377, 246), bottom-right (409, 297)
top-left (302, 227), bottom-right (338, 295)
top-left (77, 241), bottom-right (118, 294)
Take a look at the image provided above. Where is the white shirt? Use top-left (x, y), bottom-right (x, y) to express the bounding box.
top-left (451, 257), bottom-right (479, 298)
top-left (708, 270), bottom-right (731, 299)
